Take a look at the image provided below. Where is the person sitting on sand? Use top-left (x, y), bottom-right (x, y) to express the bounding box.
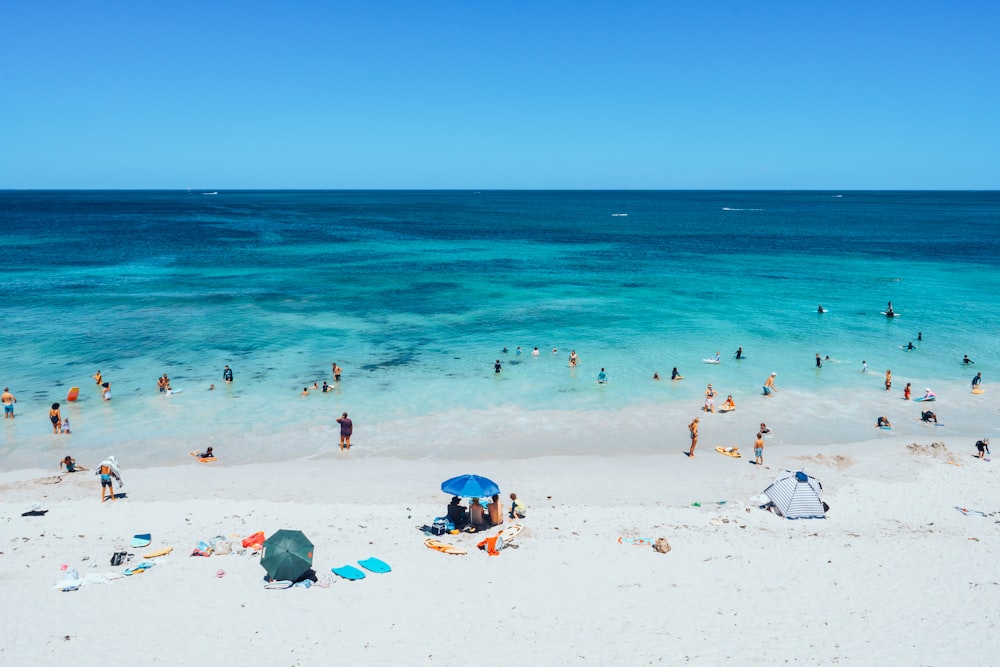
top-left (921, 410), bottom-right (937, 423)
top-left (976, 438), bottom-right (990, 459)
top-left (509, 492), bottom-right (526, 519)
top-left (487, 494), bottom-right (504, 526)
top-left (197, 447), bottom-right (214, 459)
top-left (447, 496), bottom-right (468, 528)
top-left (61, 456), bottom-right (78, 472)
top-left (469, 498), bottom-right (487, 530)
top-left (877, 416), bottom-right (891, 429)
top-left (721, 395), bottom-right (735, 411)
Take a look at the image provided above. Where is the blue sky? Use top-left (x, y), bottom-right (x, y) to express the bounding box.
top-left (3, 1), bottom-right (997, 189)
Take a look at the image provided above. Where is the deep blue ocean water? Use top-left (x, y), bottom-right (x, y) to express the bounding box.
top-left (2, 190), bottom-right (998, 469)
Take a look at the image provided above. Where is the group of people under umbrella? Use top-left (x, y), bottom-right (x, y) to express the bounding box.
top-left (442, 474), bottom-right (525, 531)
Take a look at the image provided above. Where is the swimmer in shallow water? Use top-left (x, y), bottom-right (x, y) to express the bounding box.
top-left (877, 416), bottom-right (891, 428)
top-left (671, 367), bottom-right (682, 380)
top-left (921, 410), bottom-right (937, 423)
top-left (963, 355), bottom-right (974, 365)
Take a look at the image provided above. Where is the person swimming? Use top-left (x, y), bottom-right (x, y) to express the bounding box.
top-left (963, 355), bottom-right (974, 365)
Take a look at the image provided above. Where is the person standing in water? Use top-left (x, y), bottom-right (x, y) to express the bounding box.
top-left (2, 387), bottom-right (16, 419)
top-left (494, 359), bottom-right (502, 374)
top-left (885, 369), bottom-right (892, 391)
top-left (816, 353), bottom-right (822, 368)
top-left (688, 417), bottom-right (699, 457)
top-left (972, 372), bottom-right (982, 390)
top-left (904, 382), bottom-right (912, 400)
top-left (597, 368), bottom-right (607, 384)
top-left (49, 403), bottom-right (62, 433)
top-left (336, 412), bottom-right (353, 450)
top-left (763, 373), bottom-right (778, 396)
top-left (223, 365), bottom-right (234, 383)
top-left (735, 347), bottom-right (743, 360)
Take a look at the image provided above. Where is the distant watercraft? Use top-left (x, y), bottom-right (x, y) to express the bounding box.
top-left (611, 213), bottom-right (628, 217)
top-left (202, 192), bottom-right (218, 195)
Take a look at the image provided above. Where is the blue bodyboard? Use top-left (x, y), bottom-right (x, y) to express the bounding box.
top-left (358, 557), bottom-right (391, 573)
top-left (131, 533), bottom-right (152, 548)
top-left (332, 565), bottom-right (366, 580)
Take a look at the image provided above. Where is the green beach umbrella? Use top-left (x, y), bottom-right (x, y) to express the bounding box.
top-left (260, 529), bottom-right (314, 581)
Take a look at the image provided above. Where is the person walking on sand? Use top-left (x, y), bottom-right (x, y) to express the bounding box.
top-left (96, 455), bottom-right (122, 502)
top-left (336, 412), bottom-right (353, 450)
top-left (688, 417), bottom-right (699, 457)
top-left (2, 387), bottom-right (16, 419)
top-left (223, 365), bottom-right (234, 383)
top-left (762, 372), bottom-right (778, 396)
top-left (48, 403), bottom-right (62, 433)
top-left (885, 369), bottom-right (892, 391)
top-left (754, 432), bottom-right (765, 465)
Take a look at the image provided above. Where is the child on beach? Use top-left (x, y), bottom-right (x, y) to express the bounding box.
top-left (509, 493), bottom-right (526, 519)
top-left (976, 438), bottom-right (990, 459)
top-left (61, 456), bottom-right (78, 472)
top-left (904, 383), bottom-right (911, 400)
top-left (721, 395), bottom-right (735, 411)
top-left (754, 432), bottom-right (764, 465)
top-left (61, 418), bottom-right (71, 433)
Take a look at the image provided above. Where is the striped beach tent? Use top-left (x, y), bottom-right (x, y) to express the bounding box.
top-left (763, 470), bottom-right (826, 519)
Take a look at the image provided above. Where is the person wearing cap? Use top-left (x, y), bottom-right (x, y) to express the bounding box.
top-left (763, 372), bottom-right (778, 396)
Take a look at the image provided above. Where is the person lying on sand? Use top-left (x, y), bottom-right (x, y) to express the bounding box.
top-left (921, 411), bottom-right (937, 423)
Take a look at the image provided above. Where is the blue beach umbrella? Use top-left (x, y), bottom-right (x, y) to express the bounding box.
top-left (441, 474), bottom-right (500, 498)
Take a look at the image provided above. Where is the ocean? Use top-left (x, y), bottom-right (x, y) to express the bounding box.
top-left (2, 190), bottom-right (998, 470)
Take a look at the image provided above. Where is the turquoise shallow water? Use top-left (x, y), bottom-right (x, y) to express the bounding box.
top-left (1, 190), bottom-right (998, 469)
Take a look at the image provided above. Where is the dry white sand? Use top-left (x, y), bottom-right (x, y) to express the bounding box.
top-left (1, 433), bottom-right (997, 666)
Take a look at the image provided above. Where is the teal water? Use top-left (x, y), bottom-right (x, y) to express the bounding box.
top-left (2, 190), bottom-right (998, 469)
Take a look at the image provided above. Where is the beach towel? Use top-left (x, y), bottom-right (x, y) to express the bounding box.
top-left (242, 531), bottom-right (265, 550)
top-left (191, 541), bottom-right (213, 557)
top-left (476, 534), bottom-right (505, 556)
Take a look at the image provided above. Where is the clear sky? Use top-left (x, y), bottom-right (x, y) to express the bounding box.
top-left (3, 1), bottom-right (997, 189)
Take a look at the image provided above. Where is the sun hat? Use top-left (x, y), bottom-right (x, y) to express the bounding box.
top-left (770, 372), bottom-right (777, 376)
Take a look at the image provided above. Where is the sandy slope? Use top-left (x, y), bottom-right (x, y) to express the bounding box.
top-left (1, 438), bottom-right (997, 666)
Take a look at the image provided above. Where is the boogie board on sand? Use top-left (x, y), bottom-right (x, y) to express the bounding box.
top-left (332, 565), bottom-right (366, 580)
top-left (131, 533), bottom-right (152, 548)
top-left (715, 447), bottom-right (741, 458)
top-left (972, 388), bottom-right (985, 395)
top-left (358, 557), bottom-right (391, 574)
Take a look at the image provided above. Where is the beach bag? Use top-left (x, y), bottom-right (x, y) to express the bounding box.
top-left (213, 540), bottom-right (232, 555)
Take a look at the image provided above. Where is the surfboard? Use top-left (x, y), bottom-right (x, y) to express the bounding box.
top-left (496, 524), bottom-right (523, 542)
top-left (66, 387), bottom-right (79, 401)
top-left (332, 565), bottom-right (366, 580)
top-left (914, 396), bottom-right (936, 402)
top-left (617, 536), bottom-right (653, 545)
top-left (715, 447), bottom-right (741, 458)
top-left (702, 359), bottom-right (721, 364)
top-left (424, 538), bottom-right (467, 555)
top-left (131, 533), bottom-right (152, 548)
top-left (880, 312), bottom-right (899, 317)
top-left (143, 547), bottom-right (173, 559)
top-left (877, 426), bottom-right (892, 430)
top-left (357, 557), bottom-right (391, 574)
top-left (972, 388), bottom-right (985, 395)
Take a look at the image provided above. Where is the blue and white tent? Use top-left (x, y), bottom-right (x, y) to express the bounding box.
top-left (763, 470), bottom-right (826, 519)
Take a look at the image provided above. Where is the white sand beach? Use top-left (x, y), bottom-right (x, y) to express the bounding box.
top-left (1, 424), bottom-right (997, 666)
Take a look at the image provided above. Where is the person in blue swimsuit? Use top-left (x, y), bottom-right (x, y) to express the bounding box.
top-left (972, 372), bottom-right (982, 389)
top-left (597, 368), bottom-right (607, 384)
top-left (494, 359), bottom-right (502, 374)
top-left (223, 365), bottom-right (234, 382)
